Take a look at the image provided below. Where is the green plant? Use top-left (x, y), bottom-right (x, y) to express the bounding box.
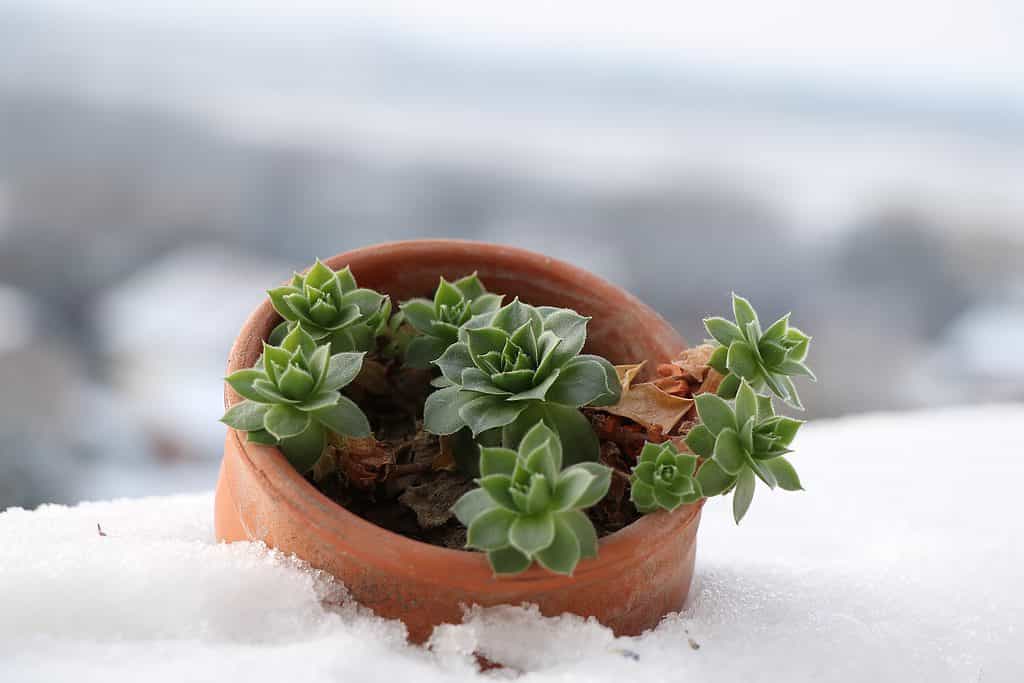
top-left (400, 274), bottom-right (503, 368)
top-left (704, 293), bottom-right (814, 409)
top-left (378, 308), bottom-right (414, 360)
top-left (221, 325), bottom-right (370, 472)
top-left (423, 298), bottom-right (620, 465)
top-left (452, 421), bottom-right (611, 575)
top-left (685, 380), bottom-right (804, 523)
top-left (629, 441), bottom-right (702, 514)
top-left (267, 260), bottom-right (391, 353)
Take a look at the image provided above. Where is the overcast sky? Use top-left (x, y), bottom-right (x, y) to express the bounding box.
top-left (13, 0), bottom-right (1024, 100)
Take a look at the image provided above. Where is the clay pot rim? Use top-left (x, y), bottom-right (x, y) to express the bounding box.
top-left (223, 239), bottom-right (702, 578)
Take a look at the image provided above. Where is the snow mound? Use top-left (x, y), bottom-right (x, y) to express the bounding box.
top-left (1, 406), bottom-right (1022, 682)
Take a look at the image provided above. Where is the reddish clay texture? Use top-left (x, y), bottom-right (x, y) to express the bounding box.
top-left (215, 240), bottom-right (702, 643)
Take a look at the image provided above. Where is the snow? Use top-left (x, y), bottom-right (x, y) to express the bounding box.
top-left (1, 406), bottom-right (1021, 682)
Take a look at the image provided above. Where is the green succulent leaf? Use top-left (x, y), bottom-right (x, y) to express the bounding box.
top-left (726, 341), bottom-right (760, 380)
top-left (487, 546), bottom-right (532, 575)
top-left (734, 380), bottom-right (758, 428)
top-left (732, 293), bottom-right (759, 330)
top-left (296, 390), bottom-right (342, 412)
top-left (252, 378), bottom-right (298, 405)
top-left (547, 357), bottom-right (618, 407)
top-left (566, 462), bottom-right (611, 508)
top-left (716, 373), bottom-right (741, 399)
top-left (459, 394), bottom-right (530, 435)
top-left (278, 421), bottom-right (326, 473)
top-left (436, 343), bottom-right (475, 386)
top-left (517, 421), bottom-right (564, 472)
top-left (748, 454), bottom-right (778, 489)
top-left (263, 405), bottom-right (311, 440)
top-left (525, 474), bottom-right (552, 514)
top-left (479, 447), bottom-right (518, 477)
top-left (312, 396), bottom-right (371, 438)
top-left (771, 416), bottom-right (804, 447)
top-left (423, 385), bottom-right (475, 435)
top-left (400, 299), bottom-right (436, 333)
top-left (500, 402), bottom-right (599, 466)
top-left (634, 461), bottom-right (656, 485)
top-left (504, 370), bottom-right (560, 401)
top-left (559, 509), bottom-right (598, 559)
top-left (225, 369), bottom-right (270, 403)
top-left (245, 429), bottom-right (278, 446)
top-left (220, 400), bottom-right (270, 431)
top-left (452, 488), bottom-right (497, 526)
top-left (762, 313), bottom-right (790, 341)
top-left (509, 514), bottom-right (556, 556)
top-left (323, 352), bottom-right (365, 391)
top-left (704, 317), bottom-right (744, 346)
top-left (765, 456), bottom-right (804, 491)
top-left (404, 336), bottom-right (449, 368)
top-left (467, 507), bottom-right (516, 551)
top-left (552, 468), bottom-right (595, 510)
top-left (708, 345), bottom-right (729, 373)
top-left (759, 339), bottom-right (787, 367)
top-left (524, 441), bottom-right (559, 484)
top-left (684, 424), bottom-right (716, 458)
top-left (478, 474), bottom-right (518, 511)
top-left (631, 480), bottom-right (656, 512)
top-left (278, 364), bottom-right (316, 400)
top-left (653, 487), bottom-right (683, 511)
top-left (732, 468), bottom-right (756, 524)
top-left (695, 460), bottom-right (736, 496)
top-left (694, 393), bottom-right (737, 436)
top-left (535, 516), bottom-right (581, 575)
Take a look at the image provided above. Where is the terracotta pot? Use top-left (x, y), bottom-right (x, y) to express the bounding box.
top-left (215, 239), bottom-right (702, 643)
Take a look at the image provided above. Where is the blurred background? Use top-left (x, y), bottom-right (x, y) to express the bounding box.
top-left (1, 1), bottom-right (1022, 509)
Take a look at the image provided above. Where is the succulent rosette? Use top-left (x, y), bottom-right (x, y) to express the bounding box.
top-left (399, 273), bottom-right (503, 368)
top-left (423, 298), bottom-right (621, 464)
top-left (629, 441), bottom-right (702, 514)
top-left (704, 293), bottom-right (814, 409)
top-left (268, 260), bottom-right (390, 353)
top-left (221, 325), bottom-right (370, 472)
top-left (685, 380), bottom-right (804, 523)
top-left (452, 421), bottom-right (611, 575)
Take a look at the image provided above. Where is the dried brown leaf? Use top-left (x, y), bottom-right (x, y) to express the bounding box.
top-left (598, 383), bottom-right (694, 434)
top-left (653, 363), bottom-right (691, 397)
top-left (672, 344), bottom-right (717, 383)
top-left (614, 361), bottom-right (647, 391)
top-left (337, 436), bottom-right (394, 489)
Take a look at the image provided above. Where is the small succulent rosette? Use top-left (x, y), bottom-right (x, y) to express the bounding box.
top-left (399, 273), bottom-right (503, 368)
top-left (704, 293), bottom-right (814, 409)
top-left (424, 298), bottom-right (621, 464)
top-left (268, 260), bottom-right (391, 353)
top-left (452, 422), bottom-right (611, 576)
top-left (686, 380), bottom-right (804, 522)
top-left (629, 441), bottom-right (702, 514)
top-left (221, 325), bottom-right (370, 472)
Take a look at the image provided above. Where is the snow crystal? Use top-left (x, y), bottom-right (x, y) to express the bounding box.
top-left (1, 406), bottom-right (1021, 682)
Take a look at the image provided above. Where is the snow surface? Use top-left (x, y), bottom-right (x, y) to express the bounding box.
top-left (1, 406), bottom-right (1021, 682)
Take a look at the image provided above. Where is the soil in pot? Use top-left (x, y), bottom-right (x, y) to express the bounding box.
top-left (305, 351), bottom-right (675, 549)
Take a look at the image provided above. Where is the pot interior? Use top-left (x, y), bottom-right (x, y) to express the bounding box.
top-left (231, 240), bottom-right (685, 377)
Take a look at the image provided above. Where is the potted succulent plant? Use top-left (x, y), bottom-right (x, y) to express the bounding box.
top-left (215, 240), bottom-right (815, 642)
